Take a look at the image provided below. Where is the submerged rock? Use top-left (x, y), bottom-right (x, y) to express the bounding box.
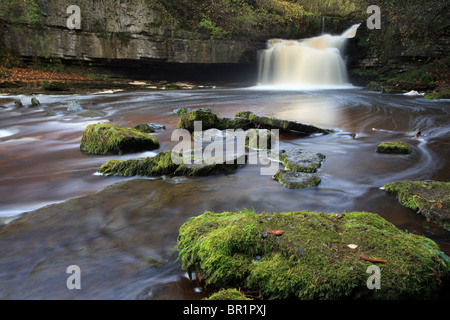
top-left (133, 123), bottom-right (166, 133)
top-left (177, 210), bottom-right (450, 299)
top-left (97, 150), bottom-right (246, 177)
top-left (376, 140), bottom-right (411, 154)
top-left (76, 110), bottom-right (106, 118)
top-left (80, 123), bottom-right (160, 155)
top-left (133, 123), bottom-right (156, 133)
top-left (13, 100), bottom-right (23, 109)
top-left (272, 170), bottom-right (321, 189)
top-left (67, 101), bottom-right (84, 112)
top-left (383, 180), bottom-right (450, 231)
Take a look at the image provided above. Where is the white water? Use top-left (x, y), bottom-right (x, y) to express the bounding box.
top-left (257, 24), bottom-right (361, 89)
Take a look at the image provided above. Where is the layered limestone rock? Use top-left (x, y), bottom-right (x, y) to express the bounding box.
top-left (2, 0), bottom-right (255, 65)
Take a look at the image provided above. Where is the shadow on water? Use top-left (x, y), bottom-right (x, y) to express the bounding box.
top-left (0, 88), bottom-right (449, 299)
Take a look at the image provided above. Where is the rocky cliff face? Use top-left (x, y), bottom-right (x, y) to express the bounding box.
top-left (2, 0), bottom-right (258, 71)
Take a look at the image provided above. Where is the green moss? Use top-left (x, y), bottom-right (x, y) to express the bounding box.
top-left (424, 89), bottom-right (450, 100)
top-left (176, 109), bottom-right (330, 135)
top-left (133, 123), bottom-right (156, 133)
top-left (176, 108), bottom-right (221, 132)
top-left (236, 111), bottom-right (331, 135)
top-left (97, 151), bottom-right (178, 177)
top-left (383, 180), bottom-right (450, 231)
top-left (245, 129), bottom-right (275, 150)
top-left (80, 123), bottom-right (160, 155)
top-left (97, 151), bottom-right (246, 177)
top-left (177, 210), bottom-right (450, 299)
top-left (279, 149), bottom-right (326, 173)
top-left (376, 141), bottom-right (411, 154)
top-left (203, 288), bottom-right (252, 301)
top-left (273, 170), bottom-right (321, 189)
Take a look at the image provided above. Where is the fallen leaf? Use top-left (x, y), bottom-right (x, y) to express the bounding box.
top-left (267, 229), bottom-right (283, 236)
top-left (360, 255), bottom-right (387, 264)
top-left (435, 202), bottom-right (443, 208)
top-left (347, 244), bottom-right (358, 249)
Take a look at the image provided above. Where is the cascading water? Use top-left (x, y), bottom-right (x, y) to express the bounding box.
top-left (257, 24), bottom-right (361, 88)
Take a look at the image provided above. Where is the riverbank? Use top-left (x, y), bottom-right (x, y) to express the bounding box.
top-left (350, 58), bottom-right (450, 99)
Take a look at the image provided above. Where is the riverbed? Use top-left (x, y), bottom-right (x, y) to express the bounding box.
top-left (0, 87), bottom-right (449, 299)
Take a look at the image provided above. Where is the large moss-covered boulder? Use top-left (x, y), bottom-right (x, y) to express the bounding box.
top-left (383, 181), bottom-right (450, 231)
top-left (177, 210), bottom-right (450, 299)
top-left (80, 123), bottom-right (159, 155)
top-left (97, 151), bottom-right (246, 177)
top-left (176, 108), bottom-right (223, 132)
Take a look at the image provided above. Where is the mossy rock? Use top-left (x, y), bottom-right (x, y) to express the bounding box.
top-left (383, 180), bottom-right (450, 231)
top-left (174, 107), bottom-right (192, 115)
top-left (30, 97), bottom-right (41, 107)
top-left (97, 151), bottom-right (178, 176)
top-left (177, 210), bottom-right (450, 300)
top-left (279, 149), bottom-right (326, 173)
top-left (273, 170), bottom-right (321, 189)
top-left (376, 141), bottom-right (411, 154)
top-left (76, 110), bottom-right (106, 118)
top-left (97, 151), bottom-right (246, 177)
top-left (133, 123), bottom-right (156, 133)
top-left (235, 111), bottom-right (331, 135)
top-left (176, 108), bottom-right (222, 132)
top-left (176, 109), bottom-right (329, 135)
top-left (203, 288), bottom-right (252, 300)
top-left (424, 89), bottom-right (450, 100)
top-left (80, 123), bottom-right (160, 155)
top-left (245, 129), bottom-right (276, 150)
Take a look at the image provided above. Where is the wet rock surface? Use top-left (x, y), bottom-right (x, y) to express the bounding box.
top-left (376, 140), bottom-right (412, 154)
top-left (279, 149), bottom-right (326, 173)
top-left (177, 210), bottom-right (450, 299)
top-left (80, 123), bottom-right (160, 155)
top-left (383, 181), bottom-right (450, 231)
top-left (272, 170), bottom-right (321, 189)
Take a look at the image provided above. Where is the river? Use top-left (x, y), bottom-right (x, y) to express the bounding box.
top-left (0, 87), bottom-right (449, 299)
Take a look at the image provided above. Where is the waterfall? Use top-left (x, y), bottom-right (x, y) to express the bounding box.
top-left (257, 24), bottom-right (361, 89)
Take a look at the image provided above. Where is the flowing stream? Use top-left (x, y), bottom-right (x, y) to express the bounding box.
top-left (0, 87), bottom-right (449, 299)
